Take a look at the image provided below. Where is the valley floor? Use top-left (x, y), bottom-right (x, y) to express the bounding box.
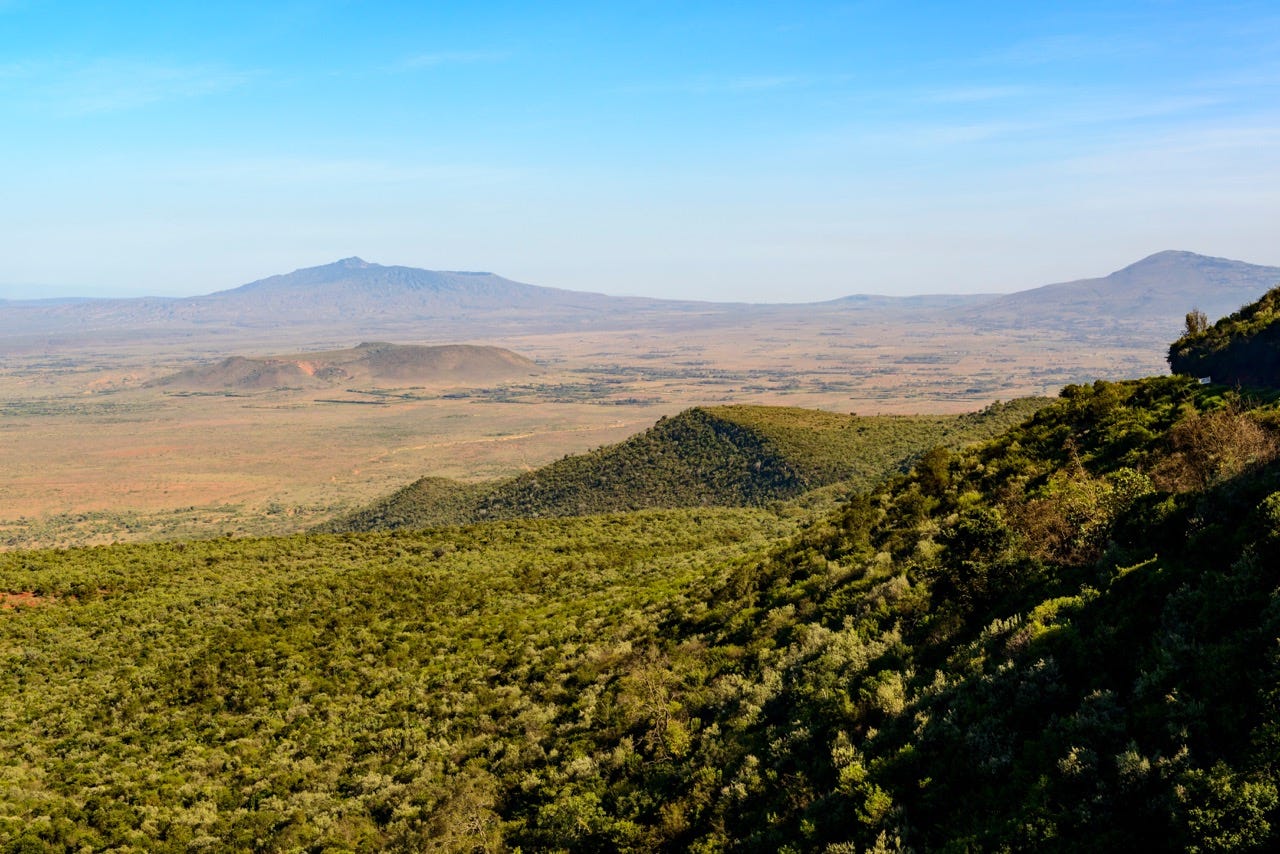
top-left (2, 315), bottom-right (1159, 549)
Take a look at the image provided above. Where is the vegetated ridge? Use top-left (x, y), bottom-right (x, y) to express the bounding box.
top-left (319, 399), bottom-right (1049, 532)
top-left (149, 341), bottom-right (544, 391)
top-left (1168, 284), bottom-right (1280, 388)
top-left (602, 372), bottom-right (1280, 851)
top-left (6, 294), bottom-right (1280, 849)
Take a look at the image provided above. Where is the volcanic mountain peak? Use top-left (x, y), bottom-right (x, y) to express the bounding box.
top-left (1109, 249), bottom-right (1271, 281)
top-left (969, 249), bottom-right (1280, 332)
top-left (3, 250), bottom-right (1278, 349)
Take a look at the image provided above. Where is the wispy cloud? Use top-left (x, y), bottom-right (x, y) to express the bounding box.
top-left (720, 74), bottom-right (811, 92)
top-left (57, 60), bottom-right (256, 113)
top-left (981, 32), bottom-right (1156, 67)
top-left (0, 59), bottom-right (41, 80)
top-left (1187, 60), bottom-right (1280, 93)
top-left (158, 154), bottom-right (529, 188)
top-left (1010, 93), bottom-right (1233, 132)
top-left (1060, 121), bottom-right (1280, 179)
top-left (921, 85), bottom-right (1032, 104)
top-left (392, 50), bottom-right (509, 71)
top-left (2, 58), bottom-right (257, 114)
top-left (620, 72), bottom-right (843, 96)
top-left (920, 120), bottom-right (1037, 146)
top-left (824, 91), bottom-right (1237, 154)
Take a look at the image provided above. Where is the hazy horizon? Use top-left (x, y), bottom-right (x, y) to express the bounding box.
top-left (1, 248), bottom-right (1276, 305)
top-left (3, 2), bottom-right (1279, 302)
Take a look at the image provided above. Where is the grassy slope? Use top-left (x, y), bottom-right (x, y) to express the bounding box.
top-left (322, 398), bottom-right (1049, 533)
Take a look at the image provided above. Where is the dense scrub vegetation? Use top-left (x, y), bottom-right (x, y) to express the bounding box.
top-left (321, 400), bottom-right (1047, 533)
top-left (5, 374), bottom-right (1280, 850)
top-left (545, 375), bottom-right (1280, 851)
top-left (10, 290), bottom-right (1280, 850)
top-left (1169, 285), bottom-right (1280, 386)
top-left (0, 509), bottom-right (793, 851)
top-left (0, 501), bottom-right (348, 552)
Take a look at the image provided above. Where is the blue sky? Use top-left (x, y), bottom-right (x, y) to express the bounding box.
top-left (2, 1), bottom-right (1278, 301)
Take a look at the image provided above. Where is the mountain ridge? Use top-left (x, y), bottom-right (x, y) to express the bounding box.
top-left (3, 250), bottom-right (1277, 348)
top-left (969, 249), bottom-right (1280, 333)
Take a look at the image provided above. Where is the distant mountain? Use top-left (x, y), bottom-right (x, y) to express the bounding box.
top-left (149, 342), bottom-right (543, 391)
top-left (4, 251), bottom-right (1278, 351)
top-left (0, 256), bottom-right (971, 354)
top-left (193, 257), bottom-right (663, 321)
top-left (0, 257), bottom-right (691, 343)
top-left (968, 251), bottom-right (1280, 335)
top-left (320, 399), bottom-right (1049, 532)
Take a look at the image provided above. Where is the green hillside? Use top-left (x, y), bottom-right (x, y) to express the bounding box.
top-left (1169, 285), bottom-right (1280, 388)
top-left (4, 375), bottom-right (1280, 851)
top-left (0, 509), bottom-right (795, 852)
top-left (555, 375), bottom-right (1280, 851)
top-left (8, 292), bottom-right (1280, 850)
top-left (322, 399), bottom-right (1048, 533)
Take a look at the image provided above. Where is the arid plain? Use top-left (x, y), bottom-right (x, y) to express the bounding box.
top-left (6, 249), bottom-right (1277, 549)
top-left (2, 311), bottom-right (1162, 549)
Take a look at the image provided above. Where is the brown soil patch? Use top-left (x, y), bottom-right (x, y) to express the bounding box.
top-left (0, 591), bottom-right (53, 610)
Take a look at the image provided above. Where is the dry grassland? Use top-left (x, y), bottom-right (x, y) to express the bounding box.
top-left (0, 314), bottom-right (1164, 549)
